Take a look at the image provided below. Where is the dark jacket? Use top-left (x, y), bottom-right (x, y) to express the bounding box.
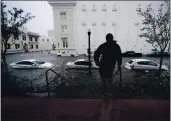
top-left (94, 41), bottom-right (122, 77)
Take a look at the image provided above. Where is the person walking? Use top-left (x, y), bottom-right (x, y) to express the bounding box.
top-left (94, 33), bottom-right (122, 98)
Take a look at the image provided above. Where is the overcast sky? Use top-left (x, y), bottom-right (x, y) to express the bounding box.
top-left (4, 1), bottom-right (54, 36)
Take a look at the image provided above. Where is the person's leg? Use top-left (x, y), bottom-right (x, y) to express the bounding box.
top-left (100, 69), bottom-right (106, 96)
top-left (108, 68), bottom-right (115, 96)
top-left (102, 78), bottom-right (112, 97)
top-left (100, 68), bottom-right (113, 98)
top-left (108, 78), bottom-right (113, 96)
top-left (101, 77), bottom-right (107, 96)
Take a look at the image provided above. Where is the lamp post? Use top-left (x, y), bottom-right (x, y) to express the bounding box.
top-left (87, 27), bottom-right (91, 74)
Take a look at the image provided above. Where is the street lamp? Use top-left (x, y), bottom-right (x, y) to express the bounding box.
top-left (87, 27), bottom-right (91, 74)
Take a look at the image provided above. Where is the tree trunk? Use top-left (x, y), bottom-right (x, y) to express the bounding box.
top-left (158, 51), bottom-right (164, 80)
top-left (2, 49), bottom-right (8, 73)
top-left (168, 42), bottom-right (170, 54)
top-left (2, 57), bottom-right (8, 73)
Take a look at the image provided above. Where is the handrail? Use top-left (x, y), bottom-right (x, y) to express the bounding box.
top-left (45, 69), bottom-right (67, 98)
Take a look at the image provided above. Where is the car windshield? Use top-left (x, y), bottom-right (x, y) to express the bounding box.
top-left (128, 60), bottom-right (134, 64)
top-left (75, 61), bottom-right (92, 66)
top-left (33, 60), bottom-right (45, 65)
top-left (127, 51), bottom-right (135, 53)
top-left (16, 61), bottom-right (33, 65)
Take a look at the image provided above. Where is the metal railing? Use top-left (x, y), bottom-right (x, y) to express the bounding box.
top-left (45, 69), bottom-right (67, 98)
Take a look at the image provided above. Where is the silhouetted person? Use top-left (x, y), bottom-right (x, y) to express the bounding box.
top-left (94, 33), bottom-right (122, 97)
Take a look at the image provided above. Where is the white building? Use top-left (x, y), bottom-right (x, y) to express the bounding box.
top-left (7, 26), bottom-right (53, 53)
top-left (48, 1), bottom-right (167, 55)
top-left (48, 29), bottom-right (56, 47)
top-left (27, 32), bottom-right (41, 52)
top-left (7, 26), bottom-right (30, 53)
top-left (39, 35), bottom-right (54, 51)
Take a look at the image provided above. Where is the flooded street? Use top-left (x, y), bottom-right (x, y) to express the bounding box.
top-left (6, 51), bottom-right (170, 90)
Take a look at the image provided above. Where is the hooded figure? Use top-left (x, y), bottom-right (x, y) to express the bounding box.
top-left (94, 33), bottom-right (122, 96)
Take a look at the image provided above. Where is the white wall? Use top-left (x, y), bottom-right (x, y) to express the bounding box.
top-left (48, 30), bottom-right (54, 37)
top-left (39, 36), bottom-right (53, 51)
top-left (49, 1), bottom-right (163, 54)
top-left (52, 6), bottom-right (75, 49)
top-left (7, 26), bottom-right (28, 53)
top-left (75, 1), bottom-right (162, 54)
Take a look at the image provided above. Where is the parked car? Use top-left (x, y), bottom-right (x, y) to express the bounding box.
top-left (125, 59), bottom-right (169, 71)
top-left (65, 59), bottom-right (98, 70)
top-left (69, 51), bottom-right (79, 57)
top-left (56, 52), bottom-right (62, 56)
top-left (10, 59), bottom-right (54, 69)
top-left (122, 51), bottom-right (142, 57)
top-left (163, 52), bottom-right (170, 57)
top-left (85, 53), bottom-right (94, 57)
top-left (146, 52), bottom-right (160, 57)
top-left (146, 52), bottom-right (170, 57)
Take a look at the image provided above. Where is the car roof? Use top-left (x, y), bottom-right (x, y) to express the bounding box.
top-left (126, 51), bottom-right (135, 52)
top-left (75, 59), bottom-right (89, 62)
top-left (19, 59), bottom-right (37, 62)
top-left (131, 59), bottom-right (151, 62)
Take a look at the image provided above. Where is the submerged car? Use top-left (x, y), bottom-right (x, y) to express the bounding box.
top-left (122, 51), bottom-right (142, 57)
top-left (147, 52), bottom-right (170, 57)
top-left (10, 59), bottom-right (54, 69)
top-left (56, 52), bottom-right (62, 56)
top-left (85, 52), bottom-right (94, 57)
top-left (125, 59), bottom-right (169, 71)
top-left (65, 59), bottom-right (98, 70)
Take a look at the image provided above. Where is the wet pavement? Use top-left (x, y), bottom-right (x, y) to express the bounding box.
top-left (6, 51), bottom-right (88, 89)
top-left (2, 98), bottom-right (170, 121)
top-left (6, 51), bottom-right (170, 91)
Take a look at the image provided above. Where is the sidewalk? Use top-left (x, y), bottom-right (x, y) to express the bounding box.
top-left (1, 98), bottom-right (170, 121)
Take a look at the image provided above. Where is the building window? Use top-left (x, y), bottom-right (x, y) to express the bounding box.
top-left (29, 36), bottom-right (32, 41)
top-left (35, 37), bottom-right (38, 42)
top-left (112, 4), bottom-right (117, 11)
top-left (136, 4), bottom-right (141, 14)
top-left (82, 22), bottom-right (86, 26)
top-left (47, 39), bottom-right (49, 42)
top-left (61, 25), bottom-right (67, 32)
top-left (102, 4), bottom-right (107, 11)
top-left (42, 39), bottom-right (44, 42)
top-left (135, 22), bottom-right (140, 26)
top-left (66, 41), bottom-right (68, 48)
top-left (60, 12), bottom-right (66, 20)
top-left (22, 34), bottom-right (26, 40)
top-left (92, 4), bottom-right (96, 11)
top-left (64, 25), bottom-right (67, 31)
top-left (102, 22), bottom-right (106, 26)
top-left (147, 4), bottom-right (152, 12)
top-left (7, 43), bottom-right (11, 49)
top-left (112, 22), bottom-right (116, 26)
top-left (15, 44), bottom-right (20, 49)
top-left (29, 44), bottom-right (33, 49)
top-left (14, 35), bottom-right (19, 40)
top-left (63, 40), bottom-right (65, 48)
top-left (92, 23), bottom-right (96, 26)
top-left (36, 45), bottom-right (39, 49)
top-left (82, 4), bottom-right (86, 11)
top-left (61, 37), bottom-right (68, 48)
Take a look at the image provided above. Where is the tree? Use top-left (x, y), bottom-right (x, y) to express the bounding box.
top-left (1, 2), bottom-right (34, 72)
top-left (137, 1), bottom-right (170, 73)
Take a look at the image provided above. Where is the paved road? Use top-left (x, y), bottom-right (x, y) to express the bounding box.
top-left (6, 51), bottom-right (170, 90)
